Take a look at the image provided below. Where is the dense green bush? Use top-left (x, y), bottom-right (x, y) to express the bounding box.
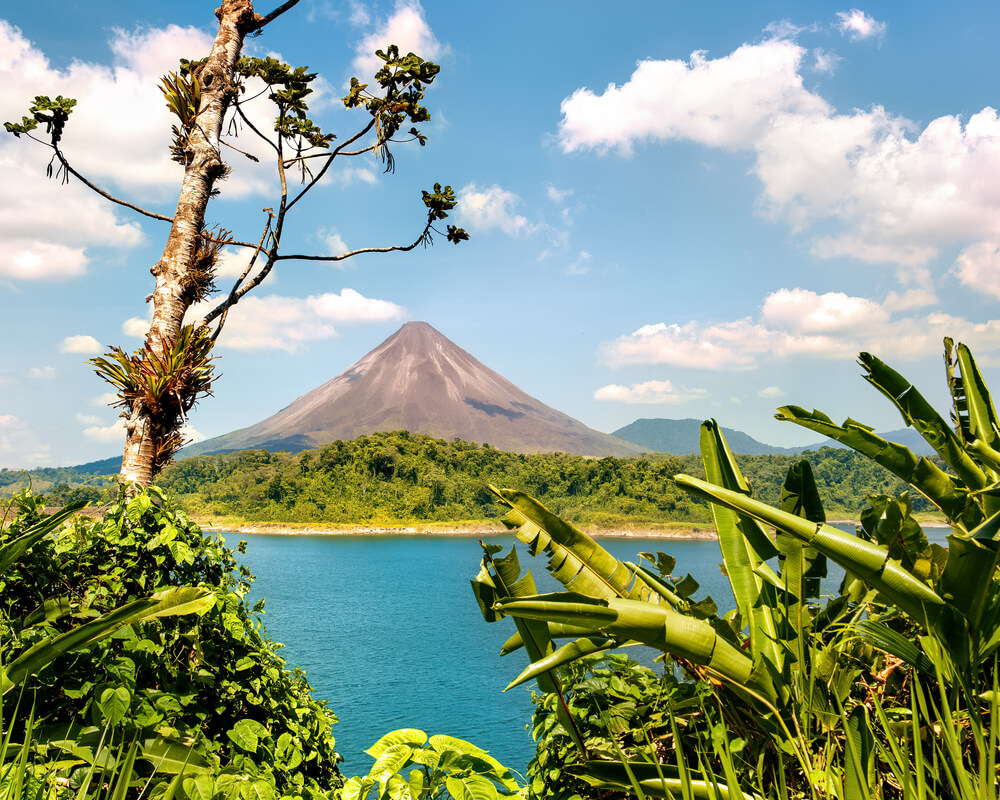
top-left (1, 485), bottom-right (342, 800)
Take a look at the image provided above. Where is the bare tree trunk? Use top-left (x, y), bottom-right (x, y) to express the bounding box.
top-left (120, 0), bottom-right (258, 485)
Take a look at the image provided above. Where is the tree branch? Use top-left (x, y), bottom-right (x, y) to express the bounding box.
top-left (250, 0), bottom-right (303, 31)
top-left (275, 217), bottom-right (436, 263)
top-left (285, 118), bottom-right (378, 212)
top-left (53, 146), bottom-right (173, 223)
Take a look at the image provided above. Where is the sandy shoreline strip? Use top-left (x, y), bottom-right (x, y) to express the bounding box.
top-left (194, 520), bottom-right (722, 540)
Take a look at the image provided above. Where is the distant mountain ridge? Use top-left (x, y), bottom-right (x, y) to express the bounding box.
top-left (184, 322), bottom-right (645, 458)
top-left (612, 418), bottom-right (937, 457)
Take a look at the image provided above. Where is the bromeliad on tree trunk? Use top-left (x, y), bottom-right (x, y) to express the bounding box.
top-left (4, 0), bottom-right (468, 487)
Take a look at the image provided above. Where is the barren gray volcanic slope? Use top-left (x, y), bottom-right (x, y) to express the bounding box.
top-left (185, 322), bottom-right (645, 457)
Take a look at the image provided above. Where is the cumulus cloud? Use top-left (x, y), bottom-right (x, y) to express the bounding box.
top-left (456, 184), bottom-right (533, 235)
top-left (191, 288), bottom-right (406, 351)
top-left (758, 385), bottom-right (786, 398)
top-left (122, 316), bottom-right (150, 337)
top-left (352, 0), bottom-right (444, 80)
top-left (91, 392), bottom-right (119, 406)
top-left (28, 366), bottom-right (56, 379)
top-left (594, 379), bottom-right (707, 405)
top-left (83, 418), bottom-right (126, 443)
top-left (600, 288), bottom-right (1000, 370)
top-left (59, 335), bottom-right (102, 354)
top-left (835, 9), bottom-right (887, 42)
top-left (557, 36), bottom-right (1000, 275)
top-left (954, 241), bottom-right (1000, 300)
top-left (546, 185), bottom-right (574, 204)
top-left (319, 228), bottom-right (350, 258)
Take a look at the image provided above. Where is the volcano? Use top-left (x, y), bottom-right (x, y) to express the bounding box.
top-left (184, 321), bottom-right (645, 458)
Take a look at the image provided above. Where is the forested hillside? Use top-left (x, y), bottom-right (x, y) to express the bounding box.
top-left (153, 430), bottom-right (928, 526)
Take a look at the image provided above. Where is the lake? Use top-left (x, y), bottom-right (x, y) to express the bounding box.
top-left (234, 524), bottom-right (950, 778)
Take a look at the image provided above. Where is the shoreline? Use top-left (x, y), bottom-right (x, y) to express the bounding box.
top-left (193, 519), bottom-right (721, 540)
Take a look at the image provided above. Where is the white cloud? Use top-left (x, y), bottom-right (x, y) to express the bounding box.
top-left (600, 288), bottom-right (1000, 370)
top-left (559, 40), bottom-right (828, 155)
top-left (456, 184), bottom-right (532, 235)
top-left (319, 228), bottom-right (350, 257)
top-left (91, 392), bottom-right (119, 406)
top-left (565, 251), bottom-right (592, 276)
top-left (954, 240), bottom-right (1000, 301)
top-left (812, 48), bottom-right (842, 74)
top-left (558, 37), bottom-right (1000, 274)
top-left (28, 366), bottom-right (56, 379)
top-left (181, 423), bottom-right (205, 444)
top-left (191, 288), bottom-right (406, 352)
top-left (59, 334), bottom-right (102, 354)
top-left (758, 385), bottom-right (786, 398)
top-left (75, 412), bottom-right (103, 426)
top-left (123, 316), bottom-right (150, 337)
top-left (835, 9), bottom-right (887, 42)
top-left (83, 418), bottom-right (126, 443)
top-left (546, 184), bottom-right (574, 204)
top-left (883, 287), bottom-right (938, 312)
top-left (351, 0), bottom-right (444, 80)
top-left (594, 379), bottom-right (707, 405)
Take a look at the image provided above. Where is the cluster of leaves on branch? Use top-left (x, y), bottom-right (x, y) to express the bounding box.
top-left (237, 56), bottom-right (334, 153)
top-left (1, 485), bottom-right (343, 800)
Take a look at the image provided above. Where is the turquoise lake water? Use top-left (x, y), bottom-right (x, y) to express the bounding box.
top-left (233, 525), bottom-right (951, 778)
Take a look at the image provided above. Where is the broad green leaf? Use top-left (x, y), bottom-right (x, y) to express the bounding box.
top-left (367, 744), bottom-right (413, 781)
top-left (183, 775), bottom-right (215, 800)
top-left (98, 686), bottom-right (131, 727)
top-left (365, 730), bottom-right (427, 759)
top-left (953, 341), bottom-right (1000, 454)
top-left (505, 636), bottom-right (618, 691)
top-left (444, 774), bottom-right (498, 800)
top-left (140, 737), bottom-right (211, 774)
top-left (227, 719), bottom-right (267, 752)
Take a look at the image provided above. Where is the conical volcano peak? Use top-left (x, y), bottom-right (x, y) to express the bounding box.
top-left (184, 323), bottom-right (644, 458)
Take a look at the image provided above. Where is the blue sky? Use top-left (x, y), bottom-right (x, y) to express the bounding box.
top-left (2, 1), bottom-right (1000, 467)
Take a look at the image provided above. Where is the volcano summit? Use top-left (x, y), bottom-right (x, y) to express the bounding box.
top-left (185, 322), bottom-right (644, 458)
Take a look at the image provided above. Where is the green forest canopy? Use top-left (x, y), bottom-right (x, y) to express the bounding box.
top-left (5, 431), bottom-right (931, 526)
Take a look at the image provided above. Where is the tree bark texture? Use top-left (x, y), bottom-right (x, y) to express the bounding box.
top-left (119, 1), bottom-right (258, 485)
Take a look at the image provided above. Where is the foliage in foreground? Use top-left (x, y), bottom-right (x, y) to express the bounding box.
top-left (339, 729), bottom-right (520, 800)
top-left (473, 338), bottom-right (1000, 799)
top-left (0, 485), bottom-right (342, 800)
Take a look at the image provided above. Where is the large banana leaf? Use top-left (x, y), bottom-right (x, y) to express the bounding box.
top-left (675, 475), bottom-right (944, 628)
top-left (699, 421), bottom-right (783, 677)
top-left (940, 510), bottom-right (1000, 637)
top-left (2, 587), bottom-right (214, 693)
top-left (496, 593), bottom-right (777, 705)
top-left (488, 486), bottom-right (666, 605)
top-left (774, 406), bottom-right (983, 531)
top-left (859, 351), bottom-right (986, 491)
